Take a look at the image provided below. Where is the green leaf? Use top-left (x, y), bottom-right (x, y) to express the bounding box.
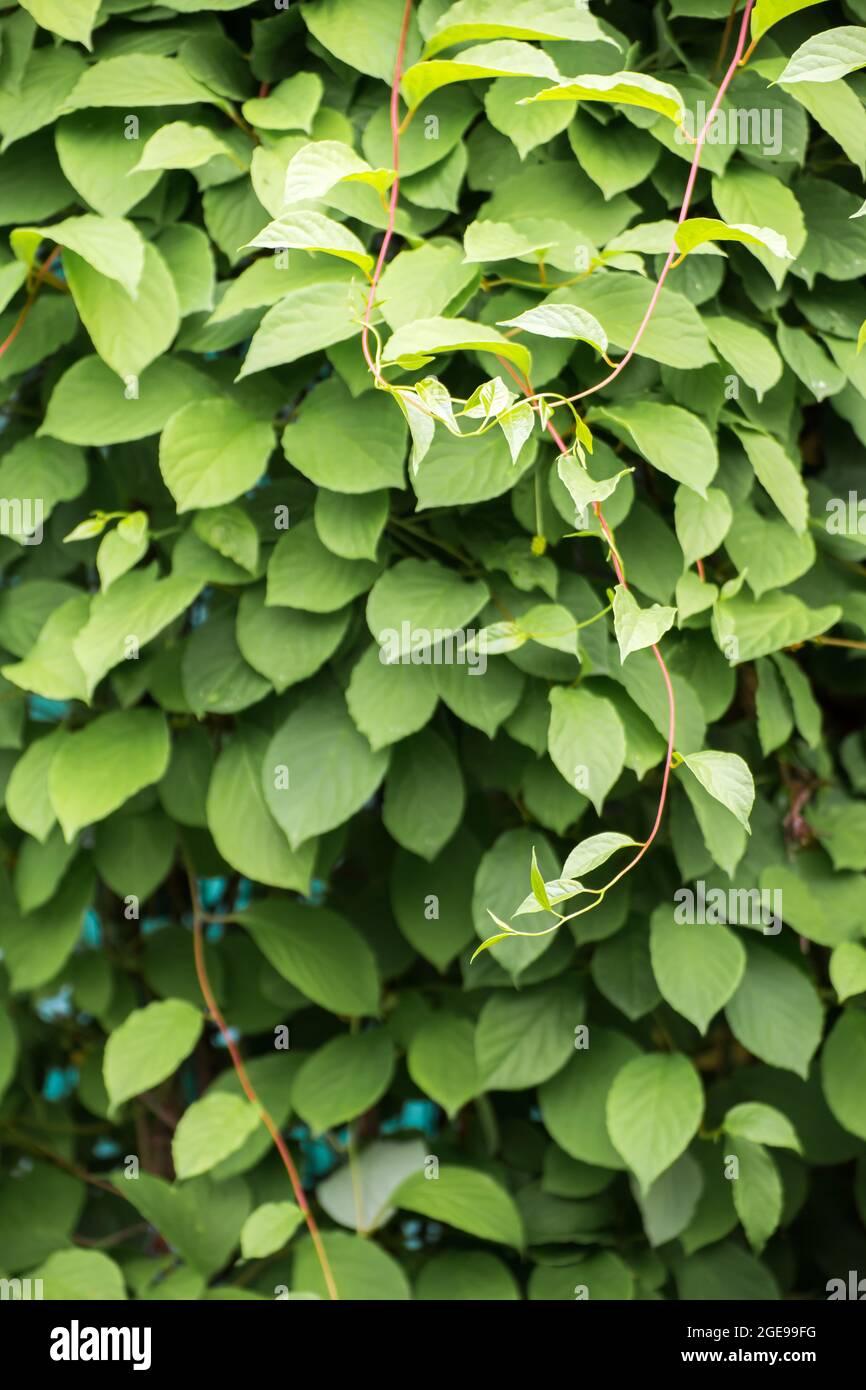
top-left (777, 323), bottom-right (846, 402)
top-left (236, 898), bottom-right (379, 1017)
top-left (383, 727), bottom-right (464, 859)
top-left (607, 1053), bottom-right (704, 1192)
top-left (48, 709), bottom-right (170, 841)
top-left (704, 316), bottom-right (782, 401)
top-left (382, 315), bottom-right (532, 377)
top-left (728, 1136), bottom-right (782, 1253)
top-left (723, 1102), bottom-right (803, 1153)
top-left (72, 568), bottom-right (201, 697)
top-left (293, 1229), bottom-right (408, 1300)
top-left (64, 241), bottom-right (180, 380)
top-left (104, 999), bottom-right (203, 1108)
top-left (681, 750), bottom-right (754, 833)
top-left (650, 906), bottom-right (746, 1034)
top-left (408, 1015), bottom-right (479, 1117)
top-left (242, 72), bottom-right (323, 132)
top-left (131, 121), bottom-right (234, 173)
top-left (12, 214), bottom-right (145, 296)
top-left (778, 26), bottom-right (866, 85)
top-left (206, 726), bottom-right (316, 894)
top-left (729, 423), bottom-right (809, 534)
top-left (292, 1031), bottom-right (395, 1134)
top-left (612, 585), bottom-right (676, 663)
top-left (829, 942), bottom-right (866, 1002)
top-left (726, 943), bottom-right (823, 1079)
top-left (423, 0), bottom-right (610, 57)
top-left (402, 38), bottom-right (559, 110)
top-left (240, 1203), bottom-right (305, 1260)
top-left (97, 512), bottom-right (148, 591)
top-left (589, 400), bottom-right (717, 498)
top-left (674, 216), bottom-right (793, 263)
top-left (172, 1094), bottom-right (260, 1180)
top-left (347, 644), bottom-right (437, 752)
top-left (712, 590), bottom-right (841, 664)
top-left (497, 302), bottom-right (607, 353)
top-left (475, 976), bottom-right (585, 1090)
top-left (0, 859), bottom-right (93, 992)
top-left (524, 71), bottom-right (686, 127)
top-left (755, 657), bottom-right (794, 756)
top-left (238, 588), bottom-right (349, 695)
top-left (822, 1008), bottom-right (866, 1139)
top-left (283, 375), bottom-right (407, 493)
top-left (239, 269), bottom-right (371, 377)
top-left (485, 73), bottom-right (576, 160)
top-left (111, 1170), bottom-right (249, 1279)
top-left (711, 166), bottom-right (806, 288)
top-left (33, 1249), bottom-right (125, 1301)
top-left (392, 1166), bottom-right (523, 1248)
top-left (674, 485), bottom-right (733, 567)
top-left (416, 1251), bottom-right (519, 1300)
top-left (548, 685), bottom-right (626, 814)
top-left (159, 398), bottom-right (274, 513)
top-left (41, 354), bottom-right (219, 445)
top-left (64, 55), bottom-right (223, 111)
top-left (264, 687), bottom-right (389, 849)
top-left (751, 0), bottom-right (828, 44)
top-left (558, 456), bottom-right (632, 517)
top-left (282, 140), bottom-right (395, 207)
top-left (6, 729), bottom-right (68, 842)
top-left (539, 1027), bottom-right (642, 1168)
top-left (391, 835), bottom-right (479, 971)
top-left (367, 558), bottom-right (488, 656)
top-left (245, 210), bottom-right (374, 274)
top-left (303, 0), bottom-right (423, 82)
top-left (19, 0), bottom-right (101, 48)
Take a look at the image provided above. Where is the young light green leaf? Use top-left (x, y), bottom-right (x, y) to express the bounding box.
top-left (681, 750), bottom-right (755, 833)
top-left (173, 1095), bottom-right (260, 1180)
top-left (240, 1203), bottom-right (305, 1260)
top-left (612, 585), bottom-right (677, 663)
top-left (524, 72), bottom-right (686, 128)
top-left (104, 999), bottom-right (202, 1107)
top-left (829, 942), bottom-right (866, 1002)
top-left (282, 140), bottom-right (395, 207)
top-left (750, 0), bottom-right (828, 45)
top-left (423, 0), bottom-right (612, 59)
top-left (723, 1102), bottom-right (803, 1154)
top-left (777, 26), bottom-right (866, 85)
top-left (244, 210), bottom-right (374, 274)
top-left (401, 39), bottom-right (559, 111)
top-left (130, 122), bottom-right (235, 173)
top-left (49, 708), bottom-right (171, 841)
top-left (497, 302), bottom-right (608, 353)
top-left (557, 456), bottom-right (631, 518)
top-left (497, 400), bottom-right (535, 465)
top-left (382, 316), bottom-right (532, 376)
top-left (674, 217), bottom-right (793, 262)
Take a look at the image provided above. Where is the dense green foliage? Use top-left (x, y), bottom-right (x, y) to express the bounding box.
top-left (1, 0), bottom-right (866, 1303)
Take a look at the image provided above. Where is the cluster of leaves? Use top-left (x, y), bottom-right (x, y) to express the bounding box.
top-left (1, 0), bottom-right (866, 1303)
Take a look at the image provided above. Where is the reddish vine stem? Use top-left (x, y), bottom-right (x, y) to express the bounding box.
top-left (0, 245), bottom-right (61, 363)
top-left (187, 871), bottom-right (339, 1301)
top-left (564, 0), bottom-right (756, 404)
top-left (363, 0), bottom-right (757, 909)
top-left (360, 0), bottom-right (414, 379)
top-left (517, 380), bottom-right (676, 880)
